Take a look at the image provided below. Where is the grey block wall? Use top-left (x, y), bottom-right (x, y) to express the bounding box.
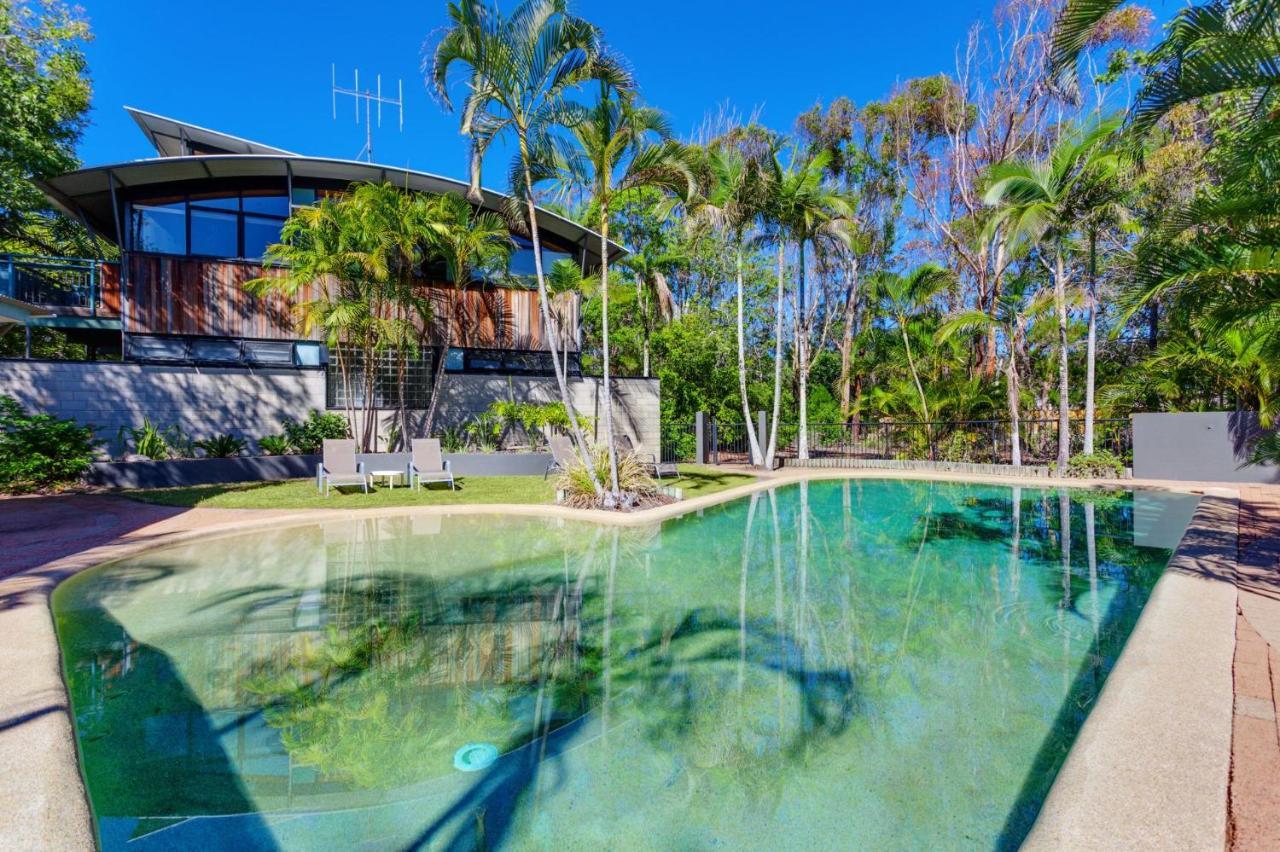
top-left (1132, 411), bottom-right (1279, 483)
top-left (0, 359), bottom-right (660, 458)
top-left (0, 359), bottom-right (326, 452)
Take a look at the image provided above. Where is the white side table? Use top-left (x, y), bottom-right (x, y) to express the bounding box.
top-left (370, 469), bottom-right (403, 489)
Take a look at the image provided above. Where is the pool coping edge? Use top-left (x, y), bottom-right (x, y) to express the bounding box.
top-left (1023, 489), bottom-right (1240, 850)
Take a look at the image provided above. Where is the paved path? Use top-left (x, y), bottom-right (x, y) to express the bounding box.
top-left (1230, 486), bottom-right (1280, 851)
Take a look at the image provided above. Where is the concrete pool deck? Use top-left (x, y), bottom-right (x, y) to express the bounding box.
top-left (0, 469), bottom-right (1269, 850)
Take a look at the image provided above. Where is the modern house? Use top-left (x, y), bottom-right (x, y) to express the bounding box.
top-left (0, 109), bottom-right (659, 453)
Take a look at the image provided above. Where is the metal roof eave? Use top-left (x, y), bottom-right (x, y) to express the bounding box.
top-left (39, 154), bottom-right (630, 260)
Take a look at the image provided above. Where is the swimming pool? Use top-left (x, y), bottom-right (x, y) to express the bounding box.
top-left (53, 479), bottom-right (1200, 850)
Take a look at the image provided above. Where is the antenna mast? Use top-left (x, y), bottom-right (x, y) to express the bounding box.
top-left (331, 65), bottom-right (404, 163)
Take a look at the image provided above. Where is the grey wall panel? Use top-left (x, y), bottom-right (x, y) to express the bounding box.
top-left (1132, 411), bottom-right (1279, 483)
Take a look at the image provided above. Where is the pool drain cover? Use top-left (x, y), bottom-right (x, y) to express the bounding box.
top-left (453, 743), bottom-right (499, 772)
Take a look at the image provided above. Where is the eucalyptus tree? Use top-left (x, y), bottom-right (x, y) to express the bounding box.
top-left (768, 149), bottom-right (856, 460)
top-left (419, 192), bottom-right (514, 437)
top-left (872, 264), bottom-right (952, 423)
top-left (983, 121), bottom-right (1118, 468)
top-left (938, 280), bottom-right (1055, 465)
top-left (686, 145), bottom-right (768, 466)
top-left (430, 0), bottom-right (630, 500)
top-left (564, 87), bottom-right (693, 501)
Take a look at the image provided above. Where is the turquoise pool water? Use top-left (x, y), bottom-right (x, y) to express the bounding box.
top-left (53, 480), bottom-right (1199, 850)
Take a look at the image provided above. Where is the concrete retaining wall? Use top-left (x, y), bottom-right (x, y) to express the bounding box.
top-left (1132, 411), bottom-right (1279, 483)
top-left (0, 359), bottom-right (661, 458)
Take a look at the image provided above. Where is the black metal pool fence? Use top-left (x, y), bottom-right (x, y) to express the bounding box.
top-left (660, 416), bottom-right (1132, 467)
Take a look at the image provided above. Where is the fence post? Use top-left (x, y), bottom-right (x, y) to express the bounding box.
top-left (756, 410), bottom-right (768, 467)
top-left (695, 412), bottom-right (707, 465)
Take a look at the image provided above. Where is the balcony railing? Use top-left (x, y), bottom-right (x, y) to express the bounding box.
top-left (0, 254), bottom-right (108, 315)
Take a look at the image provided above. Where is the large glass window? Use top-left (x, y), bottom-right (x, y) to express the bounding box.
top-left (130, 191), bottom-right (289, 260)
top-left (190, 207), bottom-right (238, 256)
top-left (243, 193), bottom-right (288, 216)
top-left (507, 236), bottom-right (577, 282)
top-left (243, 215), bottom-right (284, 259)
top-left (130, 200), bottom-right (187, 254)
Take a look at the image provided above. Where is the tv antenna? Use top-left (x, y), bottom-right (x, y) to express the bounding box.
top-left (331, 65), bottom-right (403, 163)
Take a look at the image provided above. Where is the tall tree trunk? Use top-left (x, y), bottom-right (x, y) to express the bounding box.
top-left (1007, 355), bottom-right (1022, 467)
top-left (1055, 247), bottom-right (1070, 469)
top-left (520, 145), bottom-right (602, 498)
top-left (796, 240), bottom-right (810, 460)
top-left (1084, 233), bottom-right (1097, 456)
top-left (735, 246), bottom-right (765, 466)
top-left (838, 254), bottom-right (860, 422)
top-left (901, 322), bottom-right (930, 422)
top-left (765, 243), bottom-right (785, 468)
top-left (600, 212), bottom-right (620, 500)
top-left (422, 284), bottom-right (458, 437)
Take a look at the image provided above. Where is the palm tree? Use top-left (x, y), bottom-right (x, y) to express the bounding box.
top-left (873, 264), bottom-right (952, 423)
top-left (938, 281), bottom-right (1055, 466)
top-left (984, 121), bottom-right (1118, 468)
top-left (563, 87), bottom-right (692, 501)
top-left (420, 192), bottom-right (514, 437)
top-left (769, 149), bottom-right (855, 461)
top-left (249, 199), bottom-right (374, 447)
top-left (686, 145), bottom-right (767, 466)
top-left (346, 183), bottom-right (435, 449)
top-left (1051, 0), bottom-right (1280, 134)
top-left (430, 0), bottom-right (630, 501)
top-left (619, 245), bottom-right (681, 377)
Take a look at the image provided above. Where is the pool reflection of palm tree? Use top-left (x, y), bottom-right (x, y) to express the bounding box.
top-left (226, 512), bottom-right (858, 850)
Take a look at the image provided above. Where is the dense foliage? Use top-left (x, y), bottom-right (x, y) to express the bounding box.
top-left (0, 0), bottom-right (96, 255)
top-left (281, 410), bottom-right (351, 455)
top-left (0, 394), bottom-right (98, 491)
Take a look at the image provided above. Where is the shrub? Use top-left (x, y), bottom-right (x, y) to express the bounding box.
top-left (438, 424), bottom-right (468, 453)
top-left (941, 430), bottom-right (980, 463)
top-left (483, 400), bottom-right (573, 450)
top-left (1066, 451), bottom-right (1125, 479)
top-left (282, 410), bottom-right (350, 454)
top-left (0, 396), bottom-right (100, 493)
top-left (195, 434), bottom-right (247, 458)
top-left (466, 413), bottom-right (500, 452)
top-left (556, 445), bottom-right (656, 509)
top-left (128, 418), bottom-right (176, 460)
top-left (258, 434), bottom-right (292, 456)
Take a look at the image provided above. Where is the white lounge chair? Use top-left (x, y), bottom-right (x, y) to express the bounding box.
top-left (317, 439), bottom-right (368, 495)
top-left (408, 438), bottom-right (455, 490)
top-left (544, 434), bottom-right (577, 479)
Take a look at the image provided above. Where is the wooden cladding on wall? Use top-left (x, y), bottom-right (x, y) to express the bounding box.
top-left (99, 262), bottom-right (121, 315)
top-left (123, 254), bottom-right (577, 351)
top-left (124, 255), bottom-right (312, 339)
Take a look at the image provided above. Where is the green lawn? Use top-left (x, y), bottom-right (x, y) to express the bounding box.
top-left (121, 465), bottom-right (755, 510)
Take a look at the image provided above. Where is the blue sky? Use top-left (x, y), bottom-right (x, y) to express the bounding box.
top-left (76, 0), bottom-right (1173, 183)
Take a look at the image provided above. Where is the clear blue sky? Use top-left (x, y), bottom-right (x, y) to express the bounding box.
top-left (75, 0), bottom-right (1170, 182)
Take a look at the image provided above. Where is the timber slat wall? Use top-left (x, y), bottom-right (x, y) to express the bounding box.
top-left (123, 254), bottom-right (576, 350)
top-left (99, 262), bottom-right (121, 315)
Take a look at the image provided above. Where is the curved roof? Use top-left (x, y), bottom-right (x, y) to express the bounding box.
top-left (38, 154), bottom-right (628, 261)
